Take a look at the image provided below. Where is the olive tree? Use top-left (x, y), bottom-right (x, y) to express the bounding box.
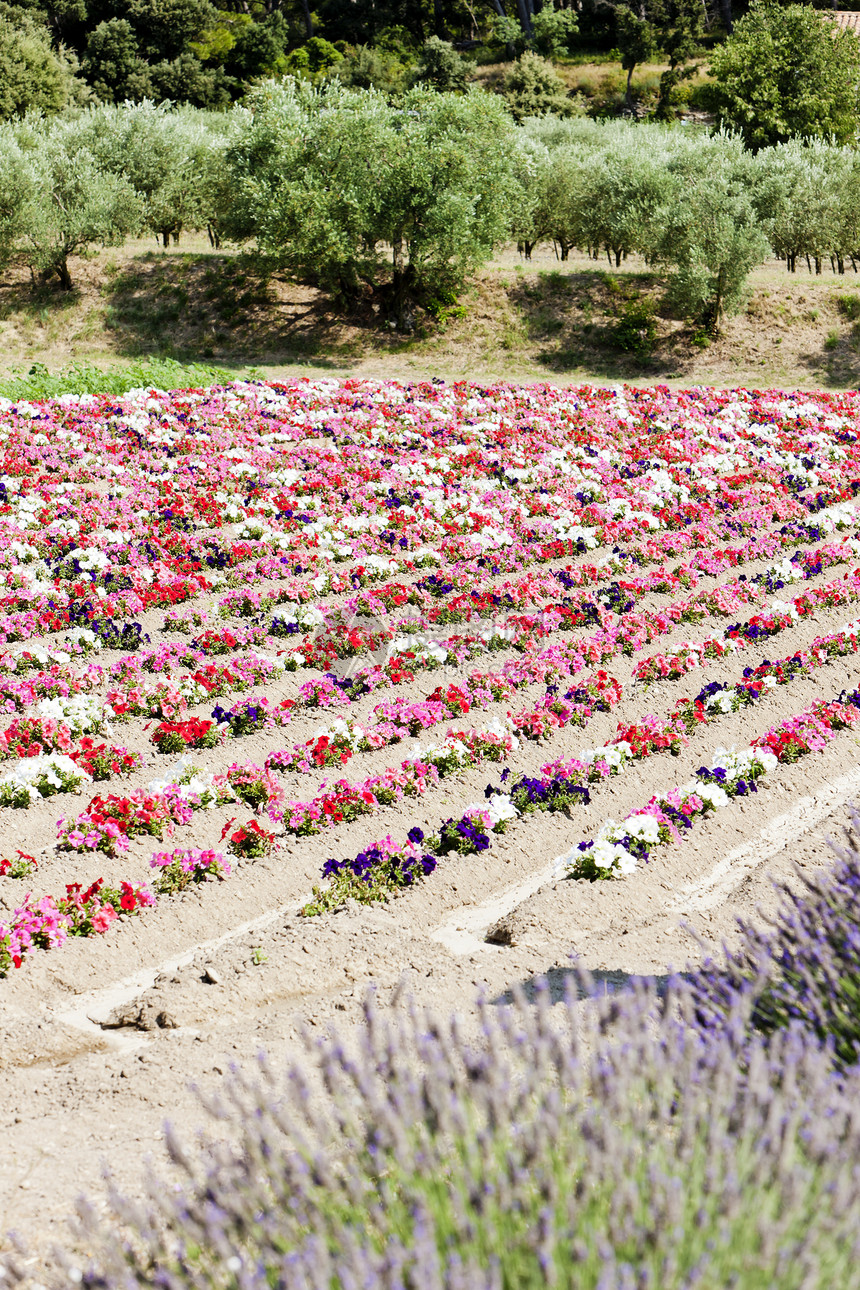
top-left (508, 132), bottom-right (551, 258)
top-left (17, 123), bottom-right (143, 288)
top-left (534, 145), bottom-right (592, 259)
top-left (0, 125), bottom-right (34, 275)
top-left (75, 101), bottom-right (233, 246)
top-left (575, 144), bottom-right (669, 266)
top-left (751, 140), bottom-right (843, 273)
top-left (226, 81), bottom-right (523, 327)
top-left (650, 154), bottom-right (769, 328)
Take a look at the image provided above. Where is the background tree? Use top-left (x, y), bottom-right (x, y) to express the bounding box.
top-left (334, 43), bottom-right (409, 92)
top-left (0, 3), bottom-right (82, 117)
top-left (614, 4), bottom-right (658, 111)
top-left (502, 50), bottom-right (578, 119)
top-left (82, 17), bottom-right (153, 99)
top-left (532, 2), bottom-right (578, 56)
top-left (411, 35), bottom-right (469, 90)
top-left (651, 0), bottom-right (704, 117)
top-left (612, 0), bottom-right (702, 115)
top-left (708, 1), bottom-right (860, 150)
top-left (189, 9), bottom-right (289, 91)
top-left (282, 34), bottom-right (343, 80)
top-left (492, 2), bottom-right (577, 59)
top-left (8, 0), bottom-right (290, 105)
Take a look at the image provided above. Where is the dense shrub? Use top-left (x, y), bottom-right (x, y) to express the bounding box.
top-left (333, 43), bottom-right (408, 94)
top-left (282, 35), bottom-right (344, 81)
top-left (0, 6), bottom-right (81, 119)
top-left (688, 809), bottom-right (860, 1069)
top-left (411, 36), bottom-right (470, 93)
top-left (612, 296), bottom-right (657, 353)
top-left (501, 52), bottom-right (577, 121)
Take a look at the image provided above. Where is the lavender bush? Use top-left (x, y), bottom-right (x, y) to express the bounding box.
top-left (10, 978), bottom-right (860, 1289)
top-left (687, 807), bottom-right (860, 1069)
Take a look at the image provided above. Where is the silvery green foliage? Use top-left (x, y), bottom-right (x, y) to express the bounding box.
top-left (651, 148), bottom-right (769, 328)
top-left (513, 117), bottom-right (860, 300)
top-left (0, 125), bottom-right (35, 271)
top-left (11, 117), bottom-right (143, 289)
top-left (751, 138), bottom-right (860, 273)
top-left (516, 119), bottom-right (769, 323)
top-left (15, 975), bottom-right (860, 1288)
top-left (223, 81), bottom-right (524, 323)
top-left (72, 102), bottom-right (239, 247)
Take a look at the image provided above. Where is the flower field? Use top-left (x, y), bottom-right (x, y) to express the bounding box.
top-left (6, 376), bottom-right (860, 1263)
top-left (2, 376), bottom-right (860, 975)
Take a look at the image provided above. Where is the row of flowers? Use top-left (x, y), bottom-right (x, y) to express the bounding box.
top-left (0, 837), bottom-right (266, 975)
top-left (0, 503), bottom-right (852, 704)
top-left (0, 477), bottom-right (849, 658)
top-left (304, 680), bottom-right (860, 913)
top-left (0, 527), bottom-right (851, 772)
top-left (10, 662), bottom-right (856, 975)
top-left (279, 725), bottom-right (516, 836)
top-left (0, 737), bottom-right (141, 806)
top-left (563, 691), bottom-right (860, 880)
top-left (149, 553), bottom-right (857, 781)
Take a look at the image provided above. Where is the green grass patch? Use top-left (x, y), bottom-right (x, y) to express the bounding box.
top-left (0, 358), bottom-right (247, 400)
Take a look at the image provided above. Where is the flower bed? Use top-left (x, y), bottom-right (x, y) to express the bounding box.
top-left (4, 377), bottom-right (860, 972)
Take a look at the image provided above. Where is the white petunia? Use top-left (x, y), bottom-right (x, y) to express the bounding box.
top-left (485, 794), bottom-right (519, 826)
top-left (624, 813), bottom-right (661, 844)
top-left (697, 785), bottom-right (730, 809)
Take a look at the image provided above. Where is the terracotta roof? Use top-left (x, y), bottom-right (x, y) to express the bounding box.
top-left (827, 10), bottom-right (860, 31)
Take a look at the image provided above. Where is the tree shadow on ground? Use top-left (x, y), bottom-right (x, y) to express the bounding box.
top-left (795, 326), bottom-right (860, 389)
top-left (101, 251), bottom-right (375, 368)
top-left (506, 267), bottom-right (696, 380)
top-left (0, 275), bottom-right (84, 325)
top-left (490, 964), bottom-right (675, 1007)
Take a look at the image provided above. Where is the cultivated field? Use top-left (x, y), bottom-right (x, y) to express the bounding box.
top-left (3, 376), bottom-right (860, 1264)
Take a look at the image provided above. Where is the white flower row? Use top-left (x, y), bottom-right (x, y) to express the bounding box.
top-left (37, 693), bottom-right (105, 735)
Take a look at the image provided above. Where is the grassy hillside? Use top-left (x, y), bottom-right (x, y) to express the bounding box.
top-left (1, 235), bottom-right (859, 391)
top-left (472, 55), bottom-right (712, 114)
